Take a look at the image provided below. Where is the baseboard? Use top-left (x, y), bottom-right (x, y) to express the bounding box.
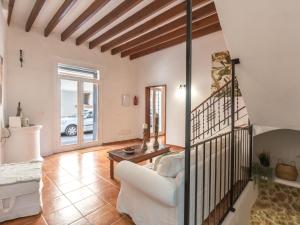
top-left (166, 143), bottom-right (184, 150)
top-left (102, 138), bottom-right (142, 146)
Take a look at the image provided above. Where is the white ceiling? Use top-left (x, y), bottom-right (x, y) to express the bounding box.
top-left (4, 0), bottom-right (191, 45)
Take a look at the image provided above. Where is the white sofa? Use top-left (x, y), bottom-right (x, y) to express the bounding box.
top-left (0, 161), bottom-right (43, 222)
top-left (116, 140), bottom-right (232, 225)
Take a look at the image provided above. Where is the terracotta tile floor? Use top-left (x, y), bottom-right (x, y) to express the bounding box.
top-left (1, 139), bottom-right (181, 225)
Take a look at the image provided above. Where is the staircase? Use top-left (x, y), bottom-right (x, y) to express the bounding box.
top-left (185, 1), bottom-right (299, 223)
top-left (191, 78), bottom-right (248, 144)
top-left (185, 60), bottom-right (253, 225)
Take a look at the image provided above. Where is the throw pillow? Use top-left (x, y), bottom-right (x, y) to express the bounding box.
top-left (153, 151), bottom-right (177, 170)
top-left (157, 153), bottom-right (184, 178)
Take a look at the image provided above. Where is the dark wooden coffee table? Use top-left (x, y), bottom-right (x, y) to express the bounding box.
top-left (108, 145), bottom-right (170, 179)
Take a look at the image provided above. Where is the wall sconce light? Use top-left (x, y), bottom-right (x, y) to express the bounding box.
top-left (19, 49), bottom-right (24, 67)
top-left (176, 84), bottom-right (186, 99)
top-left (179, 84), bottom-right (186, 89)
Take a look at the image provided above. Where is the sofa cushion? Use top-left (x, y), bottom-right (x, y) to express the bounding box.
top-left (157, 153), bottom-right (184, 178)
top-left (153, 152), bottom-right (177, 171)
top-left (0, 161), bottom-right (42, 186)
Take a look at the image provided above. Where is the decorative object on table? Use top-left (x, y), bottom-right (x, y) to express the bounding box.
top-left (252, 150), bottom-right (273, 187)
top-left (15, 102), bottom-right (29, 127)
top-left (275, 159), bottom-right (298, 181)
top-left (258, 150), bottom-right (270, 167)
top-left (16, 102), bottom-right (23, 117)
top-left (19, 49), bottom-right (24, 67)
top-left (123, 147), bottom-right (135, 154)
top-left (8, 117), bottom-right (22, 128)
top-left (141, 123), bottom-right (148, 150)
top-left (122, 94), bottom-right (130, 106)
top-left (153, 113), bottom-right (159, 149)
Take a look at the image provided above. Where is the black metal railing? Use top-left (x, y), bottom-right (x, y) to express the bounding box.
top-left (190, 126), bottom-right (252, 225)
top-left (191, 79), bottom-right (247, 144)
top-left (185, 58), bottom-right (253, 225)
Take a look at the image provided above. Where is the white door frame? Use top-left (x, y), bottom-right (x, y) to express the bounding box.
top-left (54, 61), bottom-right (103, 153)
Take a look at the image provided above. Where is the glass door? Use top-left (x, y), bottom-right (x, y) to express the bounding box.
top-left (58, 64), bottom-right (100, 151)
top-left (60, 79), bottom-right (79, 146)
top-left (82, 82), bottom-right (98, 143)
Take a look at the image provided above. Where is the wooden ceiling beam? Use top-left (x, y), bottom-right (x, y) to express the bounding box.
top-left (61, 0), bottom-right (111, 41)
top-left (25, 0), bottom-right (46, 32)
top-left (76, 0), bottom-right (142, 46)
top-left (7, 0), bottom-right (15, 25)
top-left (129, 23), bottom-right (222, 60)
top-left (121, 16), bottom-right (219, 57)
top-left (111, 4), bottom-right (217, 55)
top-left (89, 0), bottom-right (176, 49)
top-left (44, 0), bottom-right (77, 37)
top-left (100, 0), bottom-right (209, 52)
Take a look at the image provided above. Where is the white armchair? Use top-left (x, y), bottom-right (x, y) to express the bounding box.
top-left (116, 144), bottom-right (229, 225)
top-left (116, 160), bottom-right (185, 225)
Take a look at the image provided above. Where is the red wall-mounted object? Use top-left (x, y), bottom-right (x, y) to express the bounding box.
top-left (133, 96), bottom-right (138, 105)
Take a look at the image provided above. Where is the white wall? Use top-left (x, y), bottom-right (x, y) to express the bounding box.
top-left (222, 182), bottom-right (258, 225)
top-left (4, 27), bottom-right (227, 155)
top-left (133, 31), bottom-right (227, 147)
top-left (215, 0), bottom-right (300, 130)
top-left (0, 3), bottom-right (6, 163)
top-left (5, 26), bottom-right (139, 156)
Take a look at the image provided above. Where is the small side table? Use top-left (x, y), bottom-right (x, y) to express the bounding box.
top-left (108, 145), bottom-right (170, 179)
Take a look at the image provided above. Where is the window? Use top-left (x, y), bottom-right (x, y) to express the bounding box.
top-left (58, 63), bottom-right (99, 80)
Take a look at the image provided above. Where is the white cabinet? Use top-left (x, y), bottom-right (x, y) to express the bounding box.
top-left (4, 125), bottom-right (42, 163)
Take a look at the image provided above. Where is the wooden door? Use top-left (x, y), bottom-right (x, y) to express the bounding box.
top-left (145, 87), bottom-right (151, 141)
top-left (145, 85), bottom-right (167, 141)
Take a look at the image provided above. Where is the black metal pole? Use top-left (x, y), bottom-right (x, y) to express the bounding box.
top-left (230, 58), bottom-right (239, 211)
top-left (184, 0), bottom-right (193, 224)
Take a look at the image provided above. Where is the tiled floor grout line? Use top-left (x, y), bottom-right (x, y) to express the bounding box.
top-left (110, 216), bottom-right (124, 225)
top-left (44, 166), bottom-right (118, 225)
top-left (42, 150), bottom-right (129, 224)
